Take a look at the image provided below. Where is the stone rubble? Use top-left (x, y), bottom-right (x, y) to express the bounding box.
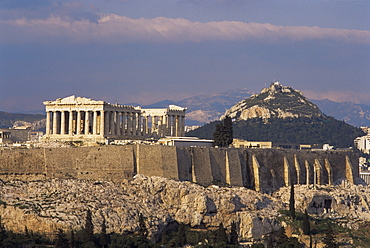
top-left (0, 176), bottom-right (369, 242)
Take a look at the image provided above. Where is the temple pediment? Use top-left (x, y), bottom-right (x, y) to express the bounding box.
top-left (44, 95), bottom-right (105, 105)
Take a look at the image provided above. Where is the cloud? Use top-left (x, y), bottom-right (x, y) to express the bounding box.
top-left (1, 14), bottom-right (369, 44)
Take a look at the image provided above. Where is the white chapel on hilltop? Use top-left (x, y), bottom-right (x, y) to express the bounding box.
top-left (43, 95), bottom-right (186, 143)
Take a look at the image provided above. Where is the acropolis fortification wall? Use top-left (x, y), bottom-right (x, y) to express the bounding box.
top-left (0, 145), bottom-right (359, 192)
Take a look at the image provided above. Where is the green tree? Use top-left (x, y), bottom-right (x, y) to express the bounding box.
top-left (55, 228), bottom-right (69, 248)
top-left (251, 243), bottom-right (264, 248)
top-left (302, 210), bottom-right (310, 235)
top-left (138, 213), bottom-right (148, 238)
top-left (83, 209), bottom-right (94, 243)
top-left (215, 223), bottom-right (228, 245)
top-left (100, 216), bottom-right (109, 248)
top-left (213, 122), bottom-right (226, 147)
top-left (177, 223), bottom-right (187, 247)
top-left (323, 224), bottom-right (337, 248)
top-left (70, 229), bottom-right (76, 248)
top-left (289, 183), bottom-right (296, 220)
top-left (223, 115), bottom-right (233, 146)
top-left (213, 116), bottom-right (233, 147)
top-left (0, 215), bottom-right (7, 246)
top-left (229, 221), bottom-right (238, 245)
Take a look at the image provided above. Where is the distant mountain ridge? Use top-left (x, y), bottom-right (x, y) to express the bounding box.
top-left (138, 89), bottom-right (253, 125)
top-left (139, 88), bottom-right (370, 127)
top-left (0, 111), bottom-right (45, 129)
top-left (312, 99), bottom-right (370, 127)
top-left (3, 88), bottom-right (370, 129)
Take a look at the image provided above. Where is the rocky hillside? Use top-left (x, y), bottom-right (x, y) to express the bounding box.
top-left (0, 176), bottom-right (369, 246)
top-left (187, 83), bottom-right (365, 147)
top-left (221, 82), bottom-right (323, 121)
top-left (0, 111), bottom-right (45, 129)
top-left (140, 87), bottom-right (370, 127)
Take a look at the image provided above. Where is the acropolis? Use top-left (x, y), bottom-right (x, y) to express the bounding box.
top-left (42, 95), bottom-right (186, 143)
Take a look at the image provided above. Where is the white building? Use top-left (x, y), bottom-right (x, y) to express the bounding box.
top-left (158, 137), bottom-right (213, 147)
top-left (354, 134), bottom-right (370, 154)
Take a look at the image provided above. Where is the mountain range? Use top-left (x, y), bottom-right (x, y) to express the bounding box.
top-left (2, 88), bottom-right (370, 129)
top-left (141, 89), bottom-right (370, 128)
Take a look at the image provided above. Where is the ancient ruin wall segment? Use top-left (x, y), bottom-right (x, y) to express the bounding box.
top-left (0, 146), bottom-right (359, 192)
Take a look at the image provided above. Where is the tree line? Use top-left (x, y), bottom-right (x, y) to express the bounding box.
top-left (188, 116), bottom-right (365, 148)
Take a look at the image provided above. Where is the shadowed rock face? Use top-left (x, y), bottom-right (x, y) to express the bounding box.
top-left (0, 176), bottom-right (369, 243)
top-left (221, 82), bottom-right (323, 121)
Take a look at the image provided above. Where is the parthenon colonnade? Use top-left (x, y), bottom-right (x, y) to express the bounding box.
top-left (141, 105), bottom-right (186, 137)
top-left (43, 96), bottom-right (186, 142)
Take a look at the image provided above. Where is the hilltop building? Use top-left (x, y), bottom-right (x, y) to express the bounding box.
top-left (43, 95), bottom-right (186, 143)
top-left (360, 126), bottom-right (370, 135)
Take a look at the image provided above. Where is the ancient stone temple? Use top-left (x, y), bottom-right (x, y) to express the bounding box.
top-left (43, 95), bottom-right (186, 142)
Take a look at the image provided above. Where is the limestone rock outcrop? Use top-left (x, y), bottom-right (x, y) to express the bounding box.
top-left (221, 81), bottom-right (323, 121)
top-left (0, 176), bottom-right (369, 243)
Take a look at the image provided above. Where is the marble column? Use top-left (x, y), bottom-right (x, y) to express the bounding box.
top-left (68, 111), bottom-right (73, 135)
top-left (158, 116), bottom-right (163, 137)
top-left (143, 116), bottom-right (147, 135)
top-left (166, 115), bottom-right (171, 136)
top-left (110, 111), bottom-right (115, 135)
top-left (162, 115), bottom-right (167, 136)
top-left (60, 111), bottom-right (65, 135)
top-left (116, 112), bottom-right (121, 136)
top-left (124, 112), bottom-right (128, 135)
top-left (85, 111), bottom-right (90, 135)
top-left (153, 116), bottom-right (157, 134)
top-left (136, 113), bottom-right (141, 136)
top-left (76, 111), bottom-right (81, 134)
top-left (128, 113), bottom-right (133, 135)
top-left (168, 115), bottom-right (172, 136)
top-left (148, 116), bottom-right (152, 135)
top-left (132, 113), bottom-right (136, 136)
top-left (122, 112), bottom-right (126, 135)
top-left (100, 111), bottom-right (105, 136)
top-left (52, 111), bottom-right (57, 135)
top-left (104, 111), bottom-right (109, 135)
top-left (46, 111), bottom-right (51, 135)
top-left (93, 111), bottom-right (97, 135)
top-left (175, 115), bottom-right (180, 137)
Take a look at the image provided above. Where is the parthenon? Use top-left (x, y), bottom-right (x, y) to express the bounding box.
top-left (43, 95), bottom-right (186, 142)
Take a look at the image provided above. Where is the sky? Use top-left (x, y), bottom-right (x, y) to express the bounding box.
top-left (0, 0), bottom-right (369, 112)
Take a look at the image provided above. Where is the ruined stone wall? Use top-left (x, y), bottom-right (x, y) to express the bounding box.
top-left (0, 148), bottom-right (45, 181)
top-left (136, 145), bottom-right (179, 180)
top-left (244, 149), bottom-right (359, 192)
top-left (0, 146), bottom-right (360, 192)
